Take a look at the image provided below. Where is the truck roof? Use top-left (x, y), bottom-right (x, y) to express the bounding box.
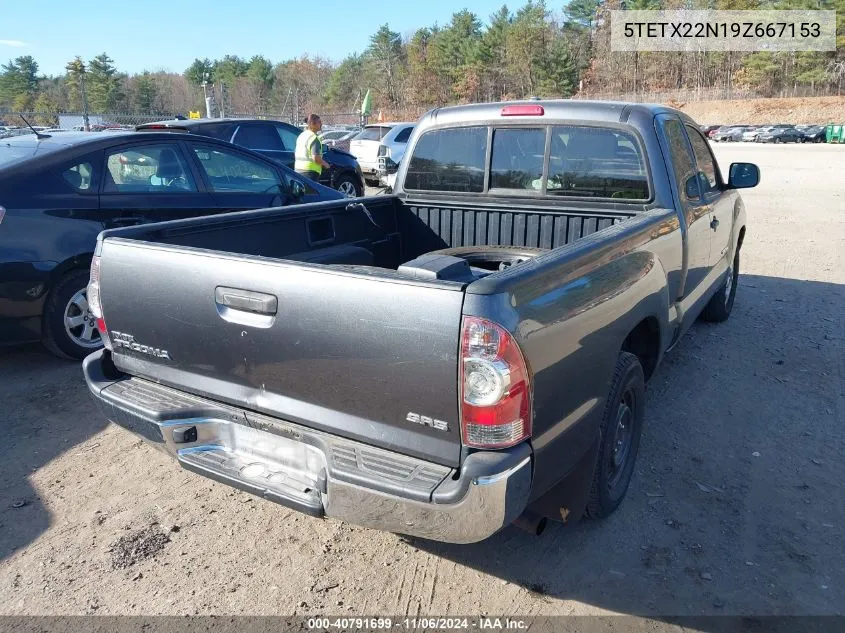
top-left (417, 99), bottom-right (693, 129)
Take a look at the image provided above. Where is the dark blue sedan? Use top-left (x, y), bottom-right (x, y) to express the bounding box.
top-left (0, 130), bottom-right (343, 359)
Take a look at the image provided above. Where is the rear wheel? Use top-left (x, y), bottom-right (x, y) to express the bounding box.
top-left (585, 352), bottom-right (645, 519)
top-left (701, 250), bottom-right (739, 323)
top-left (43, 269), bottom-right (102, 360)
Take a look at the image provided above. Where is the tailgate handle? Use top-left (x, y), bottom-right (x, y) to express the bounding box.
top-left (215, 287), bottom-right (278, 316)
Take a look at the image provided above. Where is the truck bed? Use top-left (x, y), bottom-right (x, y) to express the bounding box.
top-left (111, 196), bottom-right (634, 269)
top-left (93, 196), bottom-right (638, 467)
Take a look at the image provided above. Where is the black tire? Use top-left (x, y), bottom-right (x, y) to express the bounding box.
top-left (701, 250), bottom-right (739, 323)
top-left (42, 269), bottom-right (102, 360)
top-left (334, 173), bottom-right (362, 198)
top-left (585, 352), bottom-right (645, 519)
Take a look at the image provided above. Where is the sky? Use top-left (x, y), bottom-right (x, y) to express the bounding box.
top-left (1, 0), bottom-right (520, 76)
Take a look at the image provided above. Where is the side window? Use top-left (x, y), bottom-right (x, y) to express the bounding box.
top-left (490, 128), bottom-right (545, 190)
top-left (274, 124), bottom-right (300, 151)
top-left (663, 119), bottom-right (699, 202)
top-left (394, 127), bottom-right (413, 144)
top-left (685, 125), bottom-right (721, 194)
top-left (191, 145), bottom-right (281, 193)
top-left (404, 126), bottom-right (487, 193)
top-left (61, 161), bottom-right (94, 191)
top-left (234, 124), bottom-right (285, 151)
top-left (104, 144), bottom-right (197, 193)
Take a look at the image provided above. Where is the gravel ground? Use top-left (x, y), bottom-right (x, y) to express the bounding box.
top-left (1, 143), bottom-right (843, 619)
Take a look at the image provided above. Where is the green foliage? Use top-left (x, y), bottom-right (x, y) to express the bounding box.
top-left (64, 56), bottom-right (87, 112)
top-left (87, 53), bottom-right (123, 111)
top-left (134, 72), bottom-right (158, 113)
top-left (366, 24), bottom-right (404, 105)
top-left (214, 55), bottom-right (248, 85)
top-left (325, 54), bottom-right (365, 108)
top-left (185, 58), bottom-right (214, 85)
top-left (0, 55), bottom-right (39, 110)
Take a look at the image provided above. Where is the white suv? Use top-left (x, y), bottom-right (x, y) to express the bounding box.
top-left (350, 122), bottom-right (414, 183)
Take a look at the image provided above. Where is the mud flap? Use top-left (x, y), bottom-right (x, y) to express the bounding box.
top-left (525, 435), bottom-right (600, 525)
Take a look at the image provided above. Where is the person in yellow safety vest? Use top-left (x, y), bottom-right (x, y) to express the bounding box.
top-left (295, 114), bottom-right (331, 181)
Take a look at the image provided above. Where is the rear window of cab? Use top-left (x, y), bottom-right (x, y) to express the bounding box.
top-left (404, 125), bottom-right (650, 201)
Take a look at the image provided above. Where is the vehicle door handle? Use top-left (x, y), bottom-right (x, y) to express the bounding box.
top-left (710, 216), bottom-right (719, 230)
top-left (215, 287), bottom-right (277, 316)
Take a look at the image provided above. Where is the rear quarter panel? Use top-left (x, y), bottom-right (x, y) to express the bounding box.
top-left (464, 208), bottom-right (683, 499)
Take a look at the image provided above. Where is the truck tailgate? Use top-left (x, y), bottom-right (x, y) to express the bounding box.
top-left (98, 239), bottom-right (464, 467)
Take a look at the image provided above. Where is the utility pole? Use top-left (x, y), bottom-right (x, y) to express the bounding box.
top-left (201, 72), bottom-right (213, 118)
top-left (80, 70), bottom-right (90, 132)
top-left (220, 82), bottom-right (226, 118)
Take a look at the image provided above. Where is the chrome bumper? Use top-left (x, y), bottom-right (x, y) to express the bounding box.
top-left (83, 351), bottom-right (532, 544)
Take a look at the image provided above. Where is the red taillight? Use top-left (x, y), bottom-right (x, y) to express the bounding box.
top-left (88, 256), bottom-right (112, 350)
top-left (501, 105), bottom-right (545, 117)
top-left (460, 316), bottom-right (532, 449)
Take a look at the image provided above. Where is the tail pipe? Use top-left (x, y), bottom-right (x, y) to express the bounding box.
top-left (512, 510), bottom-right (548, 536)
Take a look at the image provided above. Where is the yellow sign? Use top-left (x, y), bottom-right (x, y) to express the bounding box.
top-left (189, 111), bottom-right (201, 119)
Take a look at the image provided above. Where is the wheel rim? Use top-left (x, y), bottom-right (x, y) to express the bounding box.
top-left (337, 180), bottom-right (357, 198)
top-left (607, 389), bottom-right (635, 491)
top-left (64, 289), bottom-right (101, 348)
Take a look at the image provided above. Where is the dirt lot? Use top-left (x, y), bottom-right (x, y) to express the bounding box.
top-left (674, 96), bottom-right (845, 125)
top-left (1, 143), bottom-right (843, 619)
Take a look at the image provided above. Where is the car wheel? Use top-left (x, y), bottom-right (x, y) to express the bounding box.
top-left (701, 250), bottom-right (739, 323)
top-left (43, 269), bottom-right (102, 360)
top-left (334, 173), bottom-right (362, 198)
top-left (775, 137), bottom-right (781, 144)
top-left (584, 351), bottom-right (645, 519)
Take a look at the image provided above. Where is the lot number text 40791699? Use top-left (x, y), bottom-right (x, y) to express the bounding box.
top-left (306, 617), bottom-right (529, 630)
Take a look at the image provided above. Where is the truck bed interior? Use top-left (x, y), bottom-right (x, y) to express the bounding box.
top-left (130, 197), bottom-right (637, 283)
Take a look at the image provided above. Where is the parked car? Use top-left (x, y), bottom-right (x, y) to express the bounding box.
top-left (0, 130), bottom-right (343, 359)
top-left (700, 124), bottom-right (721, 136)
top-left (708, 125), bottom-right (731, 139)
top-left (801, 125), bottom-right (827, 143)
top-left (713, 126), bottom-right (754, 142)
top-left (375, 123), bottom-right (415, 184)
top-left (742, 126), bottom-right (769, 142)
top-left (137, 118), bottom-right (366, 198)
top-left (83, 100), bottom-right (757, 544)
top-left (349, 122), bottom-right (414, 184)
top-left (319, 129), bottom-right (359, 153)
top-left (756, 126), bottom-right (806, 143)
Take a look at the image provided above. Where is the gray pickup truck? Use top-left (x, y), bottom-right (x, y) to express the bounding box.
top-left (83, 100), bottom-right (759, 543)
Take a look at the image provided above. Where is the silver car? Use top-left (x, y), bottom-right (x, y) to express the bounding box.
top-left (714, 126), bottom-right (753, 142)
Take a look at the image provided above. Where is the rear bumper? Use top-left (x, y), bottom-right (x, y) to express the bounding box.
top-left (357, 159), bottom-right (380, 175)
top-left (83, 350), bottom-right (532, 543)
